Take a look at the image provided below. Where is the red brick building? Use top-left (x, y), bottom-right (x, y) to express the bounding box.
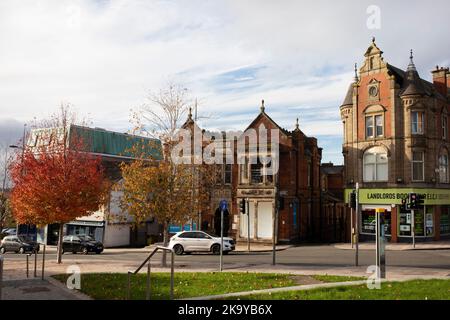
top-left (340, 39), bottom-right (450, 242)
top-left (185, 101), bottom-right (333, 243)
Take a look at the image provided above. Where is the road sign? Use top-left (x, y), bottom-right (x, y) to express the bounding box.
top-left (219, 200), bottom-right (228, 211)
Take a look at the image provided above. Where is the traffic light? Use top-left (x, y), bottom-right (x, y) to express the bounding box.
top-left (239, 199), bottom-right (246, 214)
top-left (408, 193), bottom-right (418, 209)
top-left (349, 190), bottom-right (356, 210)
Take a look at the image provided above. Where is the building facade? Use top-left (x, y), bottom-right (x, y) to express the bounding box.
top-left (185, 101), bottom-right (325, 243)
top-left (340, 39), bottom-right (450, 242)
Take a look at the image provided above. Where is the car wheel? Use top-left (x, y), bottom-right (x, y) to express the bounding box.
top-left (173, 244), bottom-right (184, 255)
top-left (19, 247), bottom-right (25, 254)
top-left (82, 247), bottom-right (89, 255)
top-left (0, 247), bottom-right (5, 254)
top-left (211, 244), bottom-right (221, 255)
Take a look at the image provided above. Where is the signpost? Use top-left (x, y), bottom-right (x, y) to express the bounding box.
top-left (375, 208), bottom-right (386, 279)
top-left (246, 198), bottom-right (250, 252)
top-left (219, 199), bottom-right (227, 272)
top-left (355, 183), bottom-right (360, 267)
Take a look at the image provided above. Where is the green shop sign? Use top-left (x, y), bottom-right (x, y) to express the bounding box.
top-left (344, 188), bottom-right (450, 205)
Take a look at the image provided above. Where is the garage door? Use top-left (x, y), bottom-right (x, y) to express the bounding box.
top-left (257, 202), bottom-right (273, 239)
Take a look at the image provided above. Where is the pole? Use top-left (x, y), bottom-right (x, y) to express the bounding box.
top-left (0, 255), bottom-right (3, 300)
top-left (247, 198), bottom-right (250, 252)
top-left (375, 209), bottom-right (386, 279)
top-left (170, 250), bottom-right (174, 300)
top-left (34, 250), bottom-right (37, 277)
top-left (272, 203), bottom-right (278, 266)
top-left (41, 244), bottom-right (46, 280)
top-left (350, 207), bottom-right (354, 248)
top-left (219, 208), bottom-right (224, 272)
top-left (355, 183), bottom-right (360, 267)
top-left (146, 261), bottom-right (151, 300)
top-left (26, 254), bottom-right (30, 278)
top-left (412, 209), bottom-right (416, 248)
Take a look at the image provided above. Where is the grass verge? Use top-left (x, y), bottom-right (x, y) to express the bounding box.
top-left (235, 279), bottom-right (450, 300)
top-left (52, 272), bottom-right (363, 300)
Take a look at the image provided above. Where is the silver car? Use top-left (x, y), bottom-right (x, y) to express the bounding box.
top-left (168, 231), bottom-right (235, 255)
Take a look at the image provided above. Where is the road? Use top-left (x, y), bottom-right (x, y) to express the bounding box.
top-left (3, 245), bottom-right (450, 271)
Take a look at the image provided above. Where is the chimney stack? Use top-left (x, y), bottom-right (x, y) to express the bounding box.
top-left (431, 66), bottom-right (450, 98)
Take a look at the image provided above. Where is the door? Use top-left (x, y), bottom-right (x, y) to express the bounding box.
top-left (179, 232), bottom-right (197, 251)
top-left (257, 202), bottom-right (273, 239)
top-left (240, 202), bottom-right (255, 238)
top-left (194, 232), bottom-right (213, 251)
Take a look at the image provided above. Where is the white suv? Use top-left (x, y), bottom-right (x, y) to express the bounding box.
top-left (168, 231), bottom-right (235, 255)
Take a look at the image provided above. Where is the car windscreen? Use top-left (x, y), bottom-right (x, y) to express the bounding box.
top-left (78, 235), bottom-right (95, 241)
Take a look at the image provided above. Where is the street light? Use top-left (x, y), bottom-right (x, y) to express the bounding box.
top-left (9, 123), bottom-right (27, 238)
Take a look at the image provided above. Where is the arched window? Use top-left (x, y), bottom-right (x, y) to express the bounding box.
top-left (439, 152), bottom-right (449, 183)
top-left (363, 147), bottom-right (388, 182)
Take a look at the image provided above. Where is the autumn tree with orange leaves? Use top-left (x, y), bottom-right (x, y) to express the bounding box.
top-left (9, 105), bottom-right (108, 263)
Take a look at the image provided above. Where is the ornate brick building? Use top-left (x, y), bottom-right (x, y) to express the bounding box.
top-left (185, 101), bottom-right (324, 243)
top-left (340, 39), bottom-right (450, 242)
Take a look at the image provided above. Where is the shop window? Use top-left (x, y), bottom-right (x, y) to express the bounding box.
top-left (412, 151), bottom-right (425, 182)
top-left (361, 209), bottom-right (391, 236)
top-left (363, 147), bottom-right (388, 182)
top-left (439, 153), bottom-right (449, 183)
top-left (411, 111), bottom-right (424, 135)
top-left (399, 207), bottom-right (413, 236)
top-left (425, 207), bottom-right (434, 237)
top-left (441, 206), bottom-right (450, 235)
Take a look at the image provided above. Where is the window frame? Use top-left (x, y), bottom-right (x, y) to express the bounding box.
top-left (412, 151), bottom-right (425, 182)
top-left (363, 148), bottom-right (389, 182)
top-left (439, 153), bottom-right (449, 183)
top-left (365, 114), bottom-right (384, 139)
top-left (442, 115), bottom-right (448, 140)
top-left (411, 111), bottom-right (425, 135)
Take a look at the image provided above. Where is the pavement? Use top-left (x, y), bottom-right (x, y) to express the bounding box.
top-left (334, 240), bottom-right (450, 251)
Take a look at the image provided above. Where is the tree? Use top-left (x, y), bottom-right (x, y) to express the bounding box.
top-left (9, 105), bottom-right (108, 263)
top-left (121, 83), bottom-right (216, 266)
top-left (0, 193), bottom-right (12, 231)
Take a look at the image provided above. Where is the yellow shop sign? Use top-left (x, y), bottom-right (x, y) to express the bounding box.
top-left (344, 188), bottom-right (450, 205)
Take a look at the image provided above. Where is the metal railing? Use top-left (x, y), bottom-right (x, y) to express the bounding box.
top-left (126, 246), bottom-right (175, 300)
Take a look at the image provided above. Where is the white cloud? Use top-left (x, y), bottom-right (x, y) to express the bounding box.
top-left (0, 0), bottom-right (449, 164)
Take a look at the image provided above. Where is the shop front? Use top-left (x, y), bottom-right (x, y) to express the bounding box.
top-left (345, 188), bottom-right (450, 242)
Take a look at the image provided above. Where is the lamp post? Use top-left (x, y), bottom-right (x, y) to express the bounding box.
top-left (9, 123), bottom-right (27, 238)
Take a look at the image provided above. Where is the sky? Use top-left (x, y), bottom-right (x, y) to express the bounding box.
top-left (1, 0), bottom-right (449, 165)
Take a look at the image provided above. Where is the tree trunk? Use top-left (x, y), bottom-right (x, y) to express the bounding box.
top-left (161, 221), bottom-right (168, 267)
top-left (56, 223), bottom-right (64, 264)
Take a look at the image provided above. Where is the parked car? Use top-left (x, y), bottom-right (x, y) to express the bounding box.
top-left (61, 235), bottom-right (104, 254)
top-left (168, 231), bottom-right (235, 255)
top-left (0, 235), bottom-right (40, 254)
top-left (0, 228), bottom-right (17, 239)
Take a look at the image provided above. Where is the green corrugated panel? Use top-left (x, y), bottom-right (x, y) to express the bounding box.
top-left (69, 125), bottom-right (162, 160)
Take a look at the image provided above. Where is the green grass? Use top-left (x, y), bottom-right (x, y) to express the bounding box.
top-left (52, 272), bottom-right (363, 300)
top-left (235, 279), bottom-right (450, 300)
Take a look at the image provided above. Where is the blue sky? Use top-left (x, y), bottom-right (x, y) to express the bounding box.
top-left (1, 0), bottom-right (450, 165)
